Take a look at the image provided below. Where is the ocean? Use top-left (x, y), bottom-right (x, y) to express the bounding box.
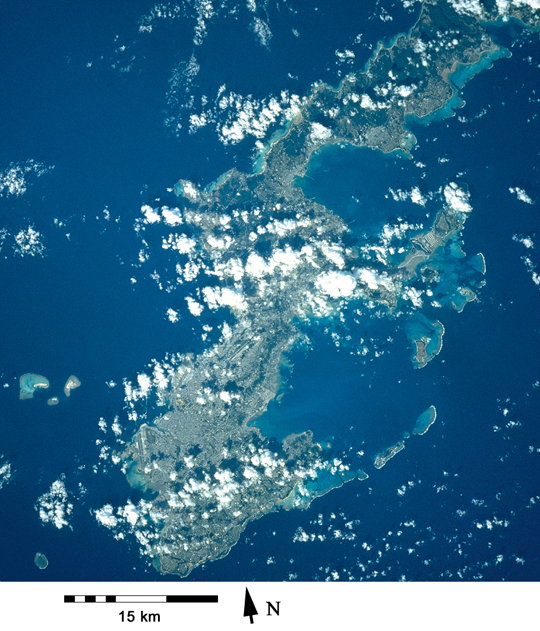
top-left (0, 0), bottom-right (539, 583)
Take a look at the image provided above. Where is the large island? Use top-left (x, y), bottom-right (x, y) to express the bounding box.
top-left (105, 0), bottom-right (534, 576)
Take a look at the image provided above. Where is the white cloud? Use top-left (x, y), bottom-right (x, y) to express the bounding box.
top-left (243, 466), bottom-right (259, 480)
top-left (217, 92), bottom-right (299, 145)
top-left (316, 271), bottom-right (356, 298)
top-left (136, 373), bottom-right (152, 395)
top-left (167, 308), bottom-right (180, 323)
top-left (121, 500), bottom-right (141, 526)
top-left (388, 186), bottom-right (427, 206)
top-left (179, 261), bottom-right (200, 282)
top-left (270, 247), bottom-right (303, 273)
top-left (111, 416), bottom-right (122, 436)
top-left (251, 17), bottom-right (272, 48)
top-left (35, 477), bottom-right (74, 530)
top-left (360, 94), bottom-right (377, 110)
top-left (310, 122), bottom-right (332, 143)
top-left (95, 504), bottom-right (118, 528)
top-left (202, 286), bottom-right (247, 311)
top-left (207, 235), bottom-right (232, 250)
top-left (513, 234), bottom-right (534, 249)
top-left (161, 207), bottom-right (184, 225)
top-left (443, 182), bottom-right (472, 214)
top-left (448, 0), bottom-right (485, 16)
top-left (245, 253), bottom-right (271, 278)
top-left (448, 0), bottom-right (540, 18)
top-left (141, 204), bottom-right (161, 224)
top-left (13, 226), bottom-right (45, 257)
top-left (0, 159), bottom-right (51, 198)
top-left (320, 243), bottom-right (346, 269)
top-left (211, 257), bottom-right (244, 282)
top-left (509, 187), bottom-right (534, 204)
top-left (162, 233), bottom-right (197, 253)
top-left (245, 247), bottom-right (305, 280)
top-left (181, 181), bottom-right (200, 201)
top-left (513, 234), bottom-right (540, 288)
top-left (336, 49), bottom-right (355, 64)
top-left (0, 456), bottom-right (13, 490)
top-left (357, 268), bottom-right (394, 292)
top-left (403, 286), bottom-right (423, 307)
top-left (186, 296), bottom-right (204, 317)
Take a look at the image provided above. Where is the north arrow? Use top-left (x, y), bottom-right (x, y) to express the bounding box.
top-left (243, 588), bottom-right (258, 624)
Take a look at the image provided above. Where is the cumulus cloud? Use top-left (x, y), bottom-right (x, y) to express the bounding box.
top-left (0, 456), bottom-right (13, 490)
top-left (513, 234), bottom-right (540, 287)
top-left (388, 186), bottom-right (428, 206)
top-left (310, 122), bottom-right (332, 143)
top-left (186, 296), bottom-right (204, 316)
top-left (448, 0), bottom-right (540, 18)
top-left (141, 204), bottom-right (161, 224)
top-left (316, 271), bottom-right (356, 298)
top-left (201, 285), bottom-right (248, 311)
top-left (167, 308), bottom-right (180, 323)
top-left (251, 17), bottom-right (272, 48)
top-left (13, 226), bottom-right (45, 257)
top-left (162, 233), bottom-right (197, 253)
top-left (95, 504), bottom-right (118, 528)
top-left (448, 0), bottom-right (486, 16)
top-left (335, 49), bottom-right (355, 64)
top-left (245, 249), bottom-right (292, 278)
top-left (0, 159), bottom-right (51, 198)
top-left (122, 354), bottom-right (183, 420)
top-left (443, 182), bottom-right (472, 214)
top-left (35, 477), bottom-right (74, 530)
top-left (509, 187), bottom-right (534, 204)
top-left (357, 268), bottom-right (395, 292)
top-left (217, 90), bottom-right (302, 145)
top-left (141, 204), bottom-right (185, 226)
top-left (403, 286), bottom-right (423, 307)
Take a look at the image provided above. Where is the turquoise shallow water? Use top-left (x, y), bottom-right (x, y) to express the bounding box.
top-left (245, 26), bottom-right (540, 579)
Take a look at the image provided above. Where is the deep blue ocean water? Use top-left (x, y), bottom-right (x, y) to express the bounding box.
top-left (1, 0), bottom-right (539, 582)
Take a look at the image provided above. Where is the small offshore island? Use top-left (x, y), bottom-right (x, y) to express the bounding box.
top-left (374, 441), bottom-right (406, 470)
top-left (34, 552), bottom-right (48, 570)
top-left (105, 0), bottom-right (537, 577)
top-left (64, 375), bottom-right (81, 397)
top-left (19, 374), bottom-right (49, 400)
top-left (405, 314), bottom-right (445, 369)
top-left (374, 405), bottom-right (437, 469)
top-left (413, 405), bottom-right (437, 435)
top-left (20, 374), bottom-right (80, 405)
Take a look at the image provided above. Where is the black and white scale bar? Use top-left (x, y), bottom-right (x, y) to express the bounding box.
top-left (64, 595), bottom-right (218, 604)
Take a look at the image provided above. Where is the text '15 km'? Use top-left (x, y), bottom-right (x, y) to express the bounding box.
top-left (120, 611), bottom-right (161, 623)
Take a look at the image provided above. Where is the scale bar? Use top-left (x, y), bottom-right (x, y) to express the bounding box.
top-left (64, 595), bottom-right (218, 604)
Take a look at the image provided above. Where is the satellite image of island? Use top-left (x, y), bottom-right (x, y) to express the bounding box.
top-left (1, 0), bottom-right (540, 583)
